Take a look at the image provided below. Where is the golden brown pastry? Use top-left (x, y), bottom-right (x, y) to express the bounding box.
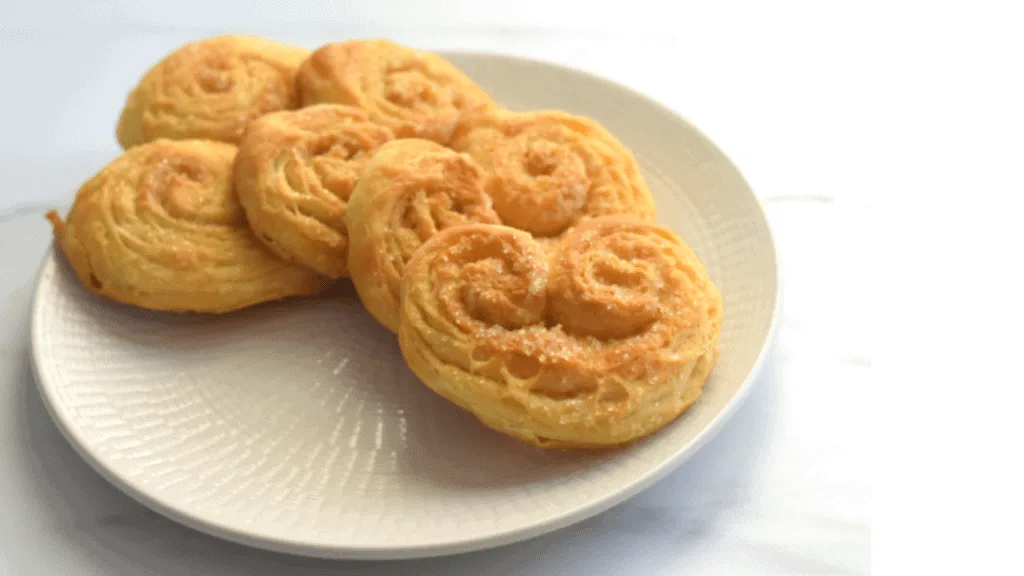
top-left (233, 104), bottom-right (394, 278)
top-left (398, 216), bottom-right (723, 449)
top-left (46, 139), bottom-right (331, 313)
top-left (451, 109), bottom-right (656, 239)
top-left (116, 35), bottom-right (310, 148)
top-left (296, 39), bottom-right (498, 145)
top-left (346, 139), bottom-right (501, 332)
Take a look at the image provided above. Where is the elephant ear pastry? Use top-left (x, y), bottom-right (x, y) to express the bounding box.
top-left (397, 216), bottom-right (722, 449)
top-left (297, 39), bottom-right (498, 145)
top-left (450, 109), bottom-right (656, 239)
top-left (46, 138), bottom-right (331, 313)
top-left (116, 35), bottom-right (310, 148)
top-left (345, 138), bottom-right (500, 333)
top-left (233, 104), bottom-right (394, 278)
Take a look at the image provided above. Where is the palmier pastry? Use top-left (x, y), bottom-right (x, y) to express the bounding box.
top-left (116, 35), bottom-right (310, 148)
top-left (296, 39), bottom-right (497, 145)
top-left (346, 139), bottom-right (500, 332)
top-left (234, 104), bottom-right (394, 278)
top-left (398, 216), bottom-right (722, 449)
top-left (451, 109), bottom-right (656, 239)
top-left (46, 139), bottom-right (331, 313)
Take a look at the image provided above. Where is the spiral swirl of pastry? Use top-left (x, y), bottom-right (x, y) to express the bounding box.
top-left (346, 139), bottom-right (501, 332)
top-left (233, 104), bottom-right (394, 278)
top-left (398, 216), bottom-right (722, 449)
top-left (116, 36), bottom-right (310, 148)
top-left (451, 110), bottom-right (657, 238)
top-left (296, 39), bottom-right (498, 145)
top-left (46, 139), bottom-right (331, 313)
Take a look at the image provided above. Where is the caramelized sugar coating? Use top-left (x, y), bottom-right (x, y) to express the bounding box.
top-left (398, 217), bottom-right (722, 449)
top-left (47, 139), bottom-right (330, 313)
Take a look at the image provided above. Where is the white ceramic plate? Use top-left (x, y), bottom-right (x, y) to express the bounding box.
top-left (30, 51), bottom-right (780, 560)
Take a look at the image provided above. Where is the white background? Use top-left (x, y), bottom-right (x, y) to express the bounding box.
top-left (1, 1), bottom-right (1021, 574)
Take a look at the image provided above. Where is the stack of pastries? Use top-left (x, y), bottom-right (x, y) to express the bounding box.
top-left (46, 36), bottom-right (723, 450)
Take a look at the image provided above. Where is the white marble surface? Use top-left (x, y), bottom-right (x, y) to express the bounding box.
top-left (0, 1), bottom-right (932, 573)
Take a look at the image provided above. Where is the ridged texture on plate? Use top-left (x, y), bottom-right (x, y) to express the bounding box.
top-left (451, 109), bottom-right (656, 238)
top-left (46, 139), bottom-right (331, 313)
top-left (116, 35), bottom-right (310, 148)
top-left (398, 217), bottom-right (723, 449)
top-left (346, 138), bottom-right (501, 332)
top-left (234, 104), bottom-right (395, 278)
top-left (297, 39), bottom-right (498, 145)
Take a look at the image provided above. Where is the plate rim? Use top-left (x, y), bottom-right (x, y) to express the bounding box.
top-left (29, 49), bottom-right (783, 560)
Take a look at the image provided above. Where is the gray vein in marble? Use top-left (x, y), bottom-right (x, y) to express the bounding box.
top-left (0, 202), bottom-right (56, 226)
